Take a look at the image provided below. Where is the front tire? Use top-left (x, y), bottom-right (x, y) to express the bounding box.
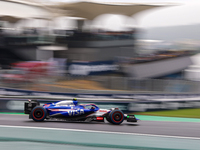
top-left (31, 106), bottom-right (47, 122)
top-left (109, 110), bottom-right (124, 125)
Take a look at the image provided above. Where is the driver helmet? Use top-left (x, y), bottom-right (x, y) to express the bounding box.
top-left (73, 98), bottom-right (77, 101)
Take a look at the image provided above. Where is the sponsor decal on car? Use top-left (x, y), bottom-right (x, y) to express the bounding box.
top-left (98, 110), bottom-right (108, 112)
top-left (49, 109), bottom-right (85, 116)
top-left (68, 109), bottom-right (84, 116)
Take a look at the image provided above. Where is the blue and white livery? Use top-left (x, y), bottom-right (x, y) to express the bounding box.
top-left (24, 99), bottom-right (138, 125)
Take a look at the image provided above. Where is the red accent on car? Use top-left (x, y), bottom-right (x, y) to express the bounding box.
top-left (44, 104), bottom-right (50, 107)
top-left (99, 110), bottom-right (108, 112)
top-left (50, 109), bottom-right (59, 111)
top-left (96, 117), bottom-right (104, 120)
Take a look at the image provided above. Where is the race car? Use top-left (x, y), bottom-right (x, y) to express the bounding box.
top-left (24, 99), bottom-right (138, 125)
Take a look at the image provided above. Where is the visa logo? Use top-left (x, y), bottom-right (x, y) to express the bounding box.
top-left (68, 109), bottom-right (84, 116)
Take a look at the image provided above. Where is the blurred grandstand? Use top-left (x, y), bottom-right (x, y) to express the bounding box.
top-left (0, 0), bottom-right (199, 93)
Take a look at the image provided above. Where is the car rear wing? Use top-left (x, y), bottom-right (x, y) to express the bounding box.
top-left (24, 100), bottom-right (40, 114)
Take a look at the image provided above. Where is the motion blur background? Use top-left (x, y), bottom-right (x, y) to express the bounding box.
top-left (1, 0), bottom-right (200, 93)
top-left (2, 1), bottom-right (200, 150)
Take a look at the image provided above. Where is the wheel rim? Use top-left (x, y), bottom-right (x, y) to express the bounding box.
top-left (112, 111), bottom-right (123, 123)
top-left (33, 108), bottom-right (44, 120)
top-left (114, 114), bottom-right (121, 120)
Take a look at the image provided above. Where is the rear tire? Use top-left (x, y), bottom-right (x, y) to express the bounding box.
top-left (31, 106), bottom-right (47, 122)
top-left (109, 110), bottom-right (124, 125)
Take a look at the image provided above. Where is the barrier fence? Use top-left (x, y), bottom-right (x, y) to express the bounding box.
top-left (90, 76), bottom-right (199, 92)
top-left (1, 97), bottom-right (200, 113)
top-left (1, 85), bottom-right (200, 113)
top-left (1, 73), bottom-right (200, 93)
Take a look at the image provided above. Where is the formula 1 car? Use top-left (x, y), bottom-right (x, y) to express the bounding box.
top-left (24, 99), bottom-right (138, 125)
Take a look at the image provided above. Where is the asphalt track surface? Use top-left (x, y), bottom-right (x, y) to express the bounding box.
top-left (1, 114), bottom-right (200, 138)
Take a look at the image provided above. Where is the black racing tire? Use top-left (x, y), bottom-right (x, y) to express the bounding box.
top-left (109, 110), bottom-right (124, 125)
top-left (106, 114), bottom-right (112, 123)
top-left (31, 106), bottom-right (47, 122)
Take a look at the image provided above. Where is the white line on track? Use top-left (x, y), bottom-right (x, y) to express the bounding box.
top-left (0, 125), bottom-right (200, 140)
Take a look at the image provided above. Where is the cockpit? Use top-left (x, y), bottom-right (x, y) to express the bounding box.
top-left (79, 104), bottom-right (98, 110)
top-left (56, 100), bottom-right (75, 106)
